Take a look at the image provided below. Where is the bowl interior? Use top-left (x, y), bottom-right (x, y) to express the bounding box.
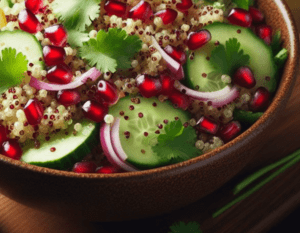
top-left (0, 0), bottom-right (299, 179)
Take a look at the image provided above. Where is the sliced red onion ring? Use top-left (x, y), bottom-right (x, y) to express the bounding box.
top-left (29, 68), bottom-right (101, 91)
top-left (172, 65), bottom-right (184, 80)
top-left (209, 87), bottom-right (239, 107)
top-left (111, 118), bottom-right (129, 162)
top-left (151, 36), bottom-right (181, 76)
top-left (178, 83), bottom-right (239, 107)
top-left (100, 123), bottom-right (138, 172)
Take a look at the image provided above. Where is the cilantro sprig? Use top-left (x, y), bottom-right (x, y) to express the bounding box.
top-left (79, 28), bottom-right (142, 73)
top-left (232, 0), bottom-right (253, 10)
top-left (52, 0), bottom-right (100, 47)
top-left (169, 221), bottom-right (203, 233)
top-left (0, 48), bottom-right (28, 94)
top-left (52, 0), bottom-right (101, 32)
top-left (209, 38), bottom-right (250, 80)
top-left (152, 120), bottom-right (202, 163)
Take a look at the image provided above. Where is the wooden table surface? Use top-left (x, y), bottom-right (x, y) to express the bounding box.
top-left (1, 1), bottom-right (300, 232)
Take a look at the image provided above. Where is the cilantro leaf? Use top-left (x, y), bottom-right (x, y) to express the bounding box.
top-left (0, 48), bottom-right (28, 94)
top-left (52, 0), bottom-right (101, 32)
top-left (152, 120), bottom-right (202, 163)
top-left (232, 0), bottom-right (250, 10)
top-left (210, 38), bottom-right (250, 77)
top-left (169, 221), bottom-right (203, 233)
top-left (67, 30), bottom-right (90, 47)
top-left (233, 109), bottom-right (263, 125)
top-left (79, 28), bottom-right (142, 73)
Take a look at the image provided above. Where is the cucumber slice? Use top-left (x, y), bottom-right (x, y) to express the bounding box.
top-left (185, 22), bottom-right (277, 92)
top-left (0, 30), bottom-right (44, 68)
top-left (109, 96), bottom-right (191, 169)
top-left (21, 120), bottom-right (99, 170)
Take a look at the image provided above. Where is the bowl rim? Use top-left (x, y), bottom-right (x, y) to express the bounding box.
top-left (0, 0), bottom-right (299, 180)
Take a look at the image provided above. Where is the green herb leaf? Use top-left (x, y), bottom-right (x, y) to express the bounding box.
top-left (152, 120), bottom-right (202, 163)
top-left (169, 221), bottom-right (203, 233)
top-left (0, 0), bottom-right (14, 8)
top-left (232, 0), bottom-right (250, 10)
top-left (233, 109), bottom-right (264, 125)
top-left (52, 0), bottom-right (101, 32)
top-left (79, 28), bottom-right (142, 73)
top-left (271, 31), bottom-right (282, 55)
top-left (0, 48), bottom-right (28, 94)
top-left (210, 38), bottom-right (250, 78)
top-left (274, 48), bottom-right (288, 69)
top-left (67, 30), bottom-right (90, 47)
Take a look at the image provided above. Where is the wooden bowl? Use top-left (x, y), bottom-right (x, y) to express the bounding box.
top-left (0, 0), bottom-right (298, 222)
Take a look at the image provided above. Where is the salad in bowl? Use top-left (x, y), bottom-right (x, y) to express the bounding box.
top-left (0, 0), bottom-right (288, 173)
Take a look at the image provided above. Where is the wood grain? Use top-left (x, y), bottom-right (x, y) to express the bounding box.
top-left (0, 0), bottom-right (300, 232)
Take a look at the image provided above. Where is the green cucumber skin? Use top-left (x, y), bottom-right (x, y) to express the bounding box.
top-left (109, 96), bottom-right (191, 170)
top-left (21, 122), bottom-right (99, 170)
top-left (0, 30), bottom-right (44, 68)
top-left (185, 22), bottom-right (278, 93)
top-left (233, 109), bottom-right (264, 125)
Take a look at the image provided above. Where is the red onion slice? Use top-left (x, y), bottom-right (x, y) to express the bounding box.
top-left (100, 123), bottom-right (138, 172)
top-left (173, 65), bottom-right (184, 80)
top-left (178, 83), bottom-right (239, 107)
top-left (111, 118), bottom-right (129, 162)
top-left (151, 36), bottom-right (181, 75)
top-left (29, 68), bottom-right (101, 91)
top-left (209, 87), bottom-right (239, 107)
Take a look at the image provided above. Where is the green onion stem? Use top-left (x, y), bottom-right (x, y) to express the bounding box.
top-left (213, 151), bottom-right (300, 218)
top-left (233, 149), bottom-right (300, 195)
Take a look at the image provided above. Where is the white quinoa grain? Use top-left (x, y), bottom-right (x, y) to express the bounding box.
top-left (74, 123), bottom-right (83, 132)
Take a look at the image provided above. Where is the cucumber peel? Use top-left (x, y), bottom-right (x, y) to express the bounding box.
top-left (21, 120), bottom-right (99, 170)
top-left (233, 109), bottom-right (263, 125)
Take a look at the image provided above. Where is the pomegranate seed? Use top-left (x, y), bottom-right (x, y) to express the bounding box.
top-left (136, 74), bottom-right (162, 98)
top-left (25, 0), bottom-right (43, 14)
top-left (164, 45), bottom-right (187, 64)
top-left (1, 140), bottom-right (22, 160)
top-left (24, 98), bottom-right (44, 125)
top-left (168, 90), bottom-right (190, 110)
top-left (43, 45), bottom-right (66, 66)
top-left (46, 63), bottom-right (73, 84)
top-left (104, 1), bottom-right (127, 18)
top-left (128, 0), bottom-right (153, 22)
top-left (218, 121), bottom-right (241, 142)
top-left (256, 25), bottom-right (272, 45)
top-left (72, 161), bottom-right (97, 173)
top-left (0, 125), bottom-right (8, 145)
top-left (96, 80), bottom-right (119, 105)
top-left (227, 8), bottom-right (252, 28)
top-left (96, 165), bottom-right (121, 174)
top-left (18, 9), bottom-right (42, 34)
top-left (197, 116), bottom-right (219, 135)
top-left (187, 30), bottom-right (211, 50)
top-left (160, 74), bottom-right (176, 96)
top-left (176, 0), bottom-right (193, 12)
top-left (57, 90), bottom-right (81, 107)
top-left (154, 8), bottom-right (178, 25)
top-left (249, 7), bottom-right (264, 24)
top-left (250, 87), bottom-right (270, 112)
top-left (233, 66), bottom-right (256, 89)
top-left (44, 25), bottom-right (68, 47)
top-left (82, 100), bottom-right (108, 123)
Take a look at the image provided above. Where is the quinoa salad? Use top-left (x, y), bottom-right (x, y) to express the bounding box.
top-left (0, 0), bottom-right (288, 173)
